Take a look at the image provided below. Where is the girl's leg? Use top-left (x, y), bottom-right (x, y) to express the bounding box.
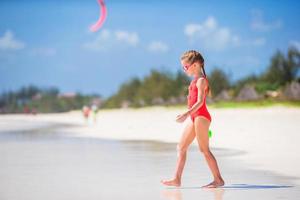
top-left (161, 120), bottom-right (196, 187)
top-left (194, 116), bottom-right (224, 188)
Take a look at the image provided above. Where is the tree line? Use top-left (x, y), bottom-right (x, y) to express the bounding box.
top-left (0, 86), bottom-right (100, 113)
top-left (0, 46), bottom-right (299, 113)
top-left (104, 46), bottom-right (300, 108)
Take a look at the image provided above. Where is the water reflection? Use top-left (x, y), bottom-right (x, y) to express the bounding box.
top-left (161, 189), bottom-right (183, 200)
top-left (161, 188), bottom-right (225, 200)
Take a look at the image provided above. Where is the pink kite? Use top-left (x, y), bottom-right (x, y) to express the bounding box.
top-left (90, 0), bottom-right (107, 32)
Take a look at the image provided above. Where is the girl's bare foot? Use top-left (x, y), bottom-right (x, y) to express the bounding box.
top-left (160, 178), bottom-right (181, 187)
top-left (202, 179), bottom-right (224, 188)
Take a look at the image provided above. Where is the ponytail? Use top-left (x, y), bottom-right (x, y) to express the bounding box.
top-left (201, 64), bottom-right (210, 95)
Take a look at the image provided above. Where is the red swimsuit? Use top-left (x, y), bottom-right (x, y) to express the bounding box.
top-left (187, 76), bottom-right (212, 123)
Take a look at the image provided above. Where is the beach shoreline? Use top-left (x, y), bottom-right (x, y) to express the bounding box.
top-left (1, 105), bottom-right (300, 186)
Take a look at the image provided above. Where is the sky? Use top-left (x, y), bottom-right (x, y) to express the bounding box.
top-left (0, 0), bottom-right (300, 98)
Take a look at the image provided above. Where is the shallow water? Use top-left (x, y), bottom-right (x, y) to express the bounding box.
top-left (0, 124), bottom-right (299, 200)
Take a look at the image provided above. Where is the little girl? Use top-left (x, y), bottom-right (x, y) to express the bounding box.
top-left (161, 50), bottom-right (224, 188)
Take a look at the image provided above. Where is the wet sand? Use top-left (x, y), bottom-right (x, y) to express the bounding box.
top-left (2, 105), bottom-right (298, 185)
top-left (0, 119), bottom-right (299, 200)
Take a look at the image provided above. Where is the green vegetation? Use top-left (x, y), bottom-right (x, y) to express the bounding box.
top-left (232, 46), bottom-right (300, 96)
top-left (103, 69), bottom-right (189, 108)
top-left (0, 85), bottom-right (100, 113)
top-left (209, 68), bottom-right (231, 96)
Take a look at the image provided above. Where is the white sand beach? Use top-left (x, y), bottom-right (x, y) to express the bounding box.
top-left (1, 105), bottom-right (299, 186)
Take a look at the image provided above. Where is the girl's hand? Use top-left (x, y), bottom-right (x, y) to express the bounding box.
top-left (176, 112), bottom-right (189, 123)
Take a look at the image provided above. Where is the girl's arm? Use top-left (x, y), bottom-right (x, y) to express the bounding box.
top-left (185, 78), bottom-right (206, 115)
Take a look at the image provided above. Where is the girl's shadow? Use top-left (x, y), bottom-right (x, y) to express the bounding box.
top-left (172, 183), bottom-right (293, 190)
top-left (220, 183), bottom-right (293, 190)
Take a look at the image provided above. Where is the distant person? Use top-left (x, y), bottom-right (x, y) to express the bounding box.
top-left (23, 105), bottom-right (30, 114)
top-left (91, 104), bottom-right (98, 124)
top-left (161, 50), bottom-right (224, 188)
top-left (82, 105), bottom-right (90, 123)
top-left (31, 108), bottom-right (37, 115)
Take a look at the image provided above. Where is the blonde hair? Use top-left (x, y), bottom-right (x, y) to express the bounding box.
top-left (181, 50), bottom-right (210, 94)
